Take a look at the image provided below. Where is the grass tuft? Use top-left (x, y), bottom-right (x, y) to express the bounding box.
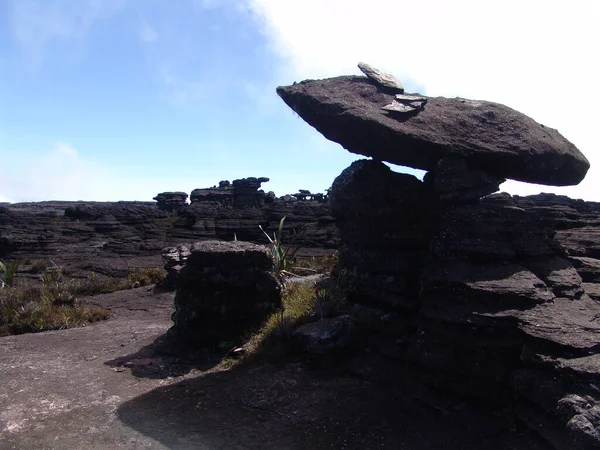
top-left (0, 280), bottom-right (110, 336)
top-left (225, 280), bottom-right (346, 366)
top-left (291, 251), bottom-right (339, 275)
top-left (0, 264), bottom-right (166, 336)
top-left (128, 268), bottom-right (166, 288)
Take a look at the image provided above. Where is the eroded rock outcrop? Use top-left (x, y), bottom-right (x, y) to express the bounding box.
top-left (280, 64), bottom-right (599, 449)
top-left (0, 178), bottom-right (338, 278)
top-left (153, 192), bottom-right (188, 212)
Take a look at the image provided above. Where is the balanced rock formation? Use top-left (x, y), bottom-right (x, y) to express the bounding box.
top-left (162, 240), bottom-right (281, 352)
top-left (279, 65), bottom-right (598, 449)
top-left (277, 66), bottom-right (589, 186)
top-left (153, 192), bottom-right (188, 212)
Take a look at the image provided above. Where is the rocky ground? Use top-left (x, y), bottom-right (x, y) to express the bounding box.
top-left (1, 287), bottom-right (553, 450)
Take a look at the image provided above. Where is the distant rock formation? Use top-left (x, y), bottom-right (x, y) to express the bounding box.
top-left (279, 64), bottom-right (599, 449)
top-left (153, 192), bottom-right (188, 212)
top-left (0, 179), bottom-right (337, 279)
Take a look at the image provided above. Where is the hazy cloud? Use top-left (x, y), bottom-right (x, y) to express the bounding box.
top-left (8, 0), bottom-right (125, 63)
top-left (245, 0), bottom-right (600, 200)
top-left (139, 19), bottom-right (159, 43)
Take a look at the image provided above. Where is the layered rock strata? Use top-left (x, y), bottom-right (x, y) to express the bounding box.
top-left (329, 160), bottom-right (600, 449)
top-left (0, 179), bottom-right (338, 278)
top-left (153, 192), bottom-right (188, 212)
top-left (280, 65), bottom-right (599, 449)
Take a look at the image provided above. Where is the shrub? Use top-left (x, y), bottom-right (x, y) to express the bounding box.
top-left (291, 251), bottom-right (339, 275)
top-left (29, 259), bottom-right (49, 274)
top-left (259, 216), bottom-right (301, 274)
top-left (128, 268), bottom-right (166, 288)
top-left (0, 278), bottom-right (110, 336)
top-left (0, 260), bottom-right (20, 288)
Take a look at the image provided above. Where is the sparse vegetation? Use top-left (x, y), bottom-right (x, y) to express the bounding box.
top-left (259, 216), bottom-right (301, 274)
top-left (0, 261), bottom-right (167, 336)
top-left (226, 280), bottom-right (346, 366)
top-left (128, 267), bottom-right (166, 288)
top-left (28, 259), bottom-right (49, 274)
top-left (291, 251), bottom-right (339, 275)
top-left (153, 211), bottom-right (180, 228)
top-left (0, 277), bottom-right (110, 336)
top-left (0, 260), bottom-right (20, 288)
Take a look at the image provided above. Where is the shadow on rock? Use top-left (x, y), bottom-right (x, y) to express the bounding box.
top-left (116, 361), bottom-right (550, 450)
top-left (104, 336), bottom-right (226, 379)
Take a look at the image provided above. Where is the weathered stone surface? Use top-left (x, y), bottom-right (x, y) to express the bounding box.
top-left (327, 156), bottom-right (600, 448)
top-left (330, 160), bottom-right (438, 313)
top-left (159, 243), bottom-right (191, 291)
top-left (293, 315), bottom-right (356, 355)
top-left (153, 192), bottom-right (188, 212)
top-left (524, 257), bottom-right (584, 299)
top-left (163, 240), bottom-right (282, 352)
top-left (570, 257), bottom-right (600, 283)
top-left (0, 177), bottom-right (339, 279)
top-left (277, 76), bottom-right (590, 186)
top-left (357, 62), bottom-right (404, 92)
top-left (427, 157), bottom-right (505, 203)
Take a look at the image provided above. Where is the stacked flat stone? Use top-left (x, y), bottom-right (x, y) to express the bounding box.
top-left (165, 240), bottom-right (281, 349)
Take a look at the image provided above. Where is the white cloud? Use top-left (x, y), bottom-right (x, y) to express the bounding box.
top-left (139, 19), bottom-right (159, 43)
top-left (246, 0), bottom-right (600, 200)
top-left (0, 143), bottom-right (147, 202)
top-left (8, 0), bottom-right (124, 63)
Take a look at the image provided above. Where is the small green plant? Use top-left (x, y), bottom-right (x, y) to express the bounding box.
top-left (313, 288), bottom-right (333, 320)
top-left (128, 268), bottom-right (166, 288)
top-left (259, 216), bottom-right (301, 274)
top-left (29, 259), bottom-right (49, 274)
top-left (291, 251), bottom-right (339, 275)
top-left (0, 260), bottom-right (20, 288)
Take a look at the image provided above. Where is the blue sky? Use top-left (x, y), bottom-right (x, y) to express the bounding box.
top-left (1, 0), bottom-right (599, 202)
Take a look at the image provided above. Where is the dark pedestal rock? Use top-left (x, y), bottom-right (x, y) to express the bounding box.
top-left (327, 158), bottom-right (600, 449)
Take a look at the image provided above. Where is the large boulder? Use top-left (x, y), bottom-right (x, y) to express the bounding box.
top-left (277, 75), bottom-right (589, 186)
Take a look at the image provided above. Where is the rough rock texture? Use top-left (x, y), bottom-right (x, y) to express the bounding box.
top-left (328, 159), bottom-right (600, 450)
top-left (159, 244), bottom-right (191, 291)
top-left (160, 240), bottom-right (281, 352)
top-left (357, 62), bottom-right (404, 92)
top-left (331, 160), bottom-right (439, 314)
top-left (0, 178), bottom-right (338, 279)
top-left (277, 76), bottom-right (589, 186)
top-left (426, 157), bottom-right (506, 203)
top-left (293, 315), bottom-right (356, 355)
top-left (153, 192), bottom-right (188, 212)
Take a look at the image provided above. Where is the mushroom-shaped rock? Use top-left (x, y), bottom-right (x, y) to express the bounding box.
top-left (276, 76), bottom-right (590, 186)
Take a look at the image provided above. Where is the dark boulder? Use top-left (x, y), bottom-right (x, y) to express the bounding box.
top-left (163, 240), bottom-right (281, 351)
top-left (277, 76), bottom-right (589, 186)
top-left (293, 315), bottom-right (356, 355)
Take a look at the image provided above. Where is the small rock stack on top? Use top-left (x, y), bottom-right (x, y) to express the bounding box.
top-left (278, 64), bottom-right (598, 449)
